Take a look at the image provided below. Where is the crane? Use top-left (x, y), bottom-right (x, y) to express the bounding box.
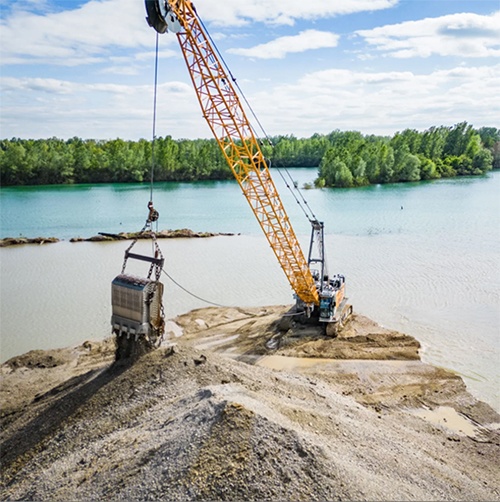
top-left (144, 0), bottom-right (352, 334)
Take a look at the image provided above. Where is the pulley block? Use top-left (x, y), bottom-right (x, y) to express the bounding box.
top-left (145, 0), bottom-right (183, 34)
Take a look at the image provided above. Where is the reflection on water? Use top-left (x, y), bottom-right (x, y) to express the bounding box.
top-left (1, 233), bottom-right (498, 412)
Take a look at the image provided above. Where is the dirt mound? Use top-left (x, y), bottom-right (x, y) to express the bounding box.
top-left (176, 307), bottom-right (421, 360)
top-left (0, 236), bottom-right (59, 247)
top-left (1, 307), bottom-right (499, 501)
top-left (69, 229), bottom-right (234, 242)
top-left (0, 229), bottom-right (235, 247)
top-left (4, 350), bottom-right (72, 370)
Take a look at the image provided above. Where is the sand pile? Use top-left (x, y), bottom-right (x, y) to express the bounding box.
top-left (1, 307), bottom-right (499, 501)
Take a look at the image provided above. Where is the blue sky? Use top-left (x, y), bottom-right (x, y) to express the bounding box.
top-left (1, 0), bottom-right (499, 140)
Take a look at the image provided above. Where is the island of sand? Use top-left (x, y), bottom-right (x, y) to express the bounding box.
top-left (1, 306), bottom-right (499, 500)
top-left (0, 229), bottom-right (236, 247)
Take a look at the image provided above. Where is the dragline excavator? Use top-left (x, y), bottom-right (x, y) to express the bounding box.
top-left (144, 0), bottom-right (352, 334)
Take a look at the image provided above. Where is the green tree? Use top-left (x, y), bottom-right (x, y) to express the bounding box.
top-left (352, 158), bottom-right (369, 186)
top-left (444, 122), bottom-right (475, 157)
top-left (335, 161), bottom-right (354, 187)
top-left (478, 127), bottom-right (500, 169)
top-left (472, 149), bottom-right (493, 174)
top-left (435, 158), bottom-right (456, 178)
top-left (398, 153), bottom-right (421, 182)
top-left (0, 140), bottom-right (28, 185)
top-left (378, 143), bottom-right (394, 184)
top-left (0, 123), bottom-right (496, 187)
top-left (445, 155), bottom-right (473, 176)
top-left (418, 155), bottom-right (438, 180)
top-left (319, 149), bottom-right (354, 188)
top-left (420, 126), bottom-right (446, 160)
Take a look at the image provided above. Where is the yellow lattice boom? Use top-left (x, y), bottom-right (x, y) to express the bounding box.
top-left (167, 0), bottom-right (319, 305)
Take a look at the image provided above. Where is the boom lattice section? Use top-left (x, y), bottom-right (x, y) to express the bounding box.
top-left (170, 1), bottom-right (318, 305)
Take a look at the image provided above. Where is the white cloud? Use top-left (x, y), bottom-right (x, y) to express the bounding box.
top-left (228, 30), bottom-right (339, 59)
top-left (0, 0), bottom-right (398, 66)
top-left (199, 0), bottom-right (399, 26)
top-left (356, 11), bottom-right (500, 58)
top-left (0, 0), bottom-right (170, 66)
top-left (100, 49), bottom-right (179, 75)
top-left (248, 64), bottom-right (500, 136)
top-left (0, 75), bottom-right (201, 139)
top-left (1, 1), bottom-right (497, 140)
top-left (2, 63), bottom-right (498, 140)
top-left (1, 76), bottom-right (75, 94)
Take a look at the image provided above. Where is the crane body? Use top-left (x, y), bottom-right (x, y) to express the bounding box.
top-left (145, 0), bottom-right (351, 332)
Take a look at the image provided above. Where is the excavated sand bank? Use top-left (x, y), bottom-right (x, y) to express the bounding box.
top-left (1, 306), bottom-right (499, 501)
top-left (0, 229), bottom-right (235, 247)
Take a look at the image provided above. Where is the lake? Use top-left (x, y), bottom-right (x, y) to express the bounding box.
top-left (1, 168), bottom-right (499, 411)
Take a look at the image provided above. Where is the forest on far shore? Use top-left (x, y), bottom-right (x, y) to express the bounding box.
top-left (1, 122), bottom-right (498, 188)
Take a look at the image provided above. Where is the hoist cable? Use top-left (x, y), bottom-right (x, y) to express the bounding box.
top-left (161, 268), bottom-right (227, 307)
top-left (195, 12), bottom-right (318, 224)
top-left (276, 158), bottom-right (319, 222)
top-left (271, 163), bottom-right (316, 221)
top-left (150, 32), bottom-right (160, 204)
top-left (162, 267), bottom-right (304, 316)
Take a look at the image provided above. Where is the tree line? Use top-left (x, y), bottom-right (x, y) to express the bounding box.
top-left (0, 137), bottom-right (230, 186)
top-left (316, 123), bottom-right (498, 188)
top-left (0, 122), bottom-right (498, 187)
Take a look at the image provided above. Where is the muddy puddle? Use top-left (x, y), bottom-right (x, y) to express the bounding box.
top-left (410, 406), bottom-right (483, 438)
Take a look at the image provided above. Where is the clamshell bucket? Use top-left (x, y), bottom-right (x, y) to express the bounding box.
top-left (111, 274), bottom-right (164, 342)
top-left (111, 232), bottom-right (165, 352)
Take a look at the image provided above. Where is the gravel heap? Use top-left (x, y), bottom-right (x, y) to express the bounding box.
top-left (1, 338), bottom-right (499, 501)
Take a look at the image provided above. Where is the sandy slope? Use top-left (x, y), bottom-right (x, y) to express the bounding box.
top-left (1, 306), bottom-right (499, 501)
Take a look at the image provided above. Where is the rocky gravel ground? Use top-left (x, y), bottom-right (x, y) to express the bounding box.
top-left (1, 306), bottom-right (499, 501)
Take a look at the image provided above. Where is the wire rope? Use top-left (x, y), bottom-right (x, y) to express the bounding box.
top-left (162, 267), bottom-right (303, 316)
top-left (195, 13), bottom-right (319, 224)
top-left (150, 32), bottom-right (160, 204)
top-left (146, 23), bottom-right (228, 311)
top-left (161, 268), bottom-right (227, 307)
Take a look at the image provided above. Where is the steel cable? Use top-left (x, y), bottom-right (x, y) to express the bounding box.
top-left (150, 32), bottom-right (160, 203)
top-left (195, 12), bottom-right (319, 224)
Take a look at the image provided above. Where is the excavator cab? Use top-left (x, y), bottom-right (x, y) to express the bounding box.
top-left (307, 221), bottom-right (351, 329)
top-left (318, 274), bottom-right (346, 322)
top-left (319, 294), bottom-right (335, 321)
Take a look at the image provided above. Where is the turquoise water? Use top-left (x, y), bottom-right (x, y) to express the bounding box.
top-left (1, 169), bottom-right (498, 249)
top-left (1, 169), bottom-right (499, 411)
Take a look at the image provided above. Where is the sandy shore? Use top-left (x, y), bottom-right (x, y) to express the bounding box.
top-left (1, 306), bottom-right (499, 500)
